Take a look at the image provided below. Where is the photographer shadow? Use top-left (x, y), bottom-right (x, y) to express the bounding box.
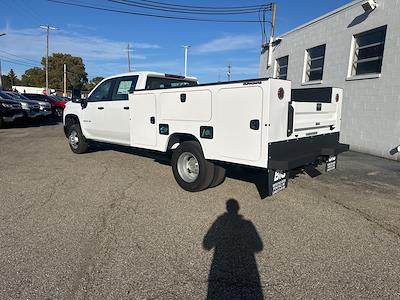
top-left (203, 199), bottom-right (264, 300)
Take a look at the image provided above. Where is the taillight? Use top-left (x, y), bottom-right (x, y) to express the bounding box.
top-left (336, 94), bottom-right (340, 102)
top-left (278, 88), bottom-right (285, 100)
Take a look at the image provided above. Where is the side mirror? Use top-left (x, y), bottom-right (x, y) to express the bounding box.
top-left (71, 88), bottom-right (82, 102)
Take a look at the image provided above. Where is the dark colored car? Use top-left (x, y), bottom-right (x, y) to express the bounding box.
top-left (4, 91), bottom-right (52, 118)
top-left (22, 93), bottom-right (66, 117)
top-left (0, 96), bottom-right (24, 128)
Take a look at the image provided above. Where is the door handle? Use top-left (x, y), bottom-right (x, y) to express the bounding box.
top-left (123, 106), bottom-right (129, 110)
top-left (97, 107), bottom-right (104, 110)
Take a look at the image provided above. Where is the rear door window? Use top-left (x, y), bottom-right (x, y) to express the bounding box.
top-left (111, 76), bottom-right (139, 100)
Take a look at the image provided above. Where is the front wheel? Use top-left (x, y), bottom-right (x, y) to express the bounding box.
top-left (68, 124), bottom-right (89, 154)
top-left (171, 141), bottom-right (215, 192)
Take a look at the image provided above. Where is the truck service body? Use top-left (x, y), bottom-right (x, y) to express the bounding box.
top-left (63, 71), bottom-right (348, 196)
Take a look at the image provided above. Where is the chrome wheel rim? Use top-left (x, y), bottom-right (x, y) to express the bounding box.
top-left (69, 130), bottom-right (79, 149)
top-left (177, 152), bottom-right (199, 183)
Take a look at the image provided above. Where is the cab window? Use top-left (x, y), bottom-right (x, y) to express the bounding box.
top-left (111, 76), bottom-right (139, 100)
top-left (88, 79), bottom-right (113, 101)
top-left (145, 77), bottom-right (197, 90)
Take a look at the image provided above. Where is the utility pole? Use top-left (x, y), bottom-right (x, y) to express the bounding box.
top-left (267, 2), bottom-right (277, 67)
top-left (182, 45), bottom-right (191, 77)
top-left (63, 63), bottom-right (67, 97)
top-left (40, 25), bottom-right (57, 94)
top-left (127, 43), bottom-right (132, 72)
top-left (0, 59), bottom-right (3, 91)
top-left (227, 63), bottom-right (232, 81)
top-left (0, 34), bottom-right (5, 91)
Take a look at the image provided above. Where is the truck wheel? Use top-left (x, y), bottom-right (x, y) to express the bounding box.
top-left (208, 164), bottom-right (226, 188)
top-left (0, 117), bottom-right (3, 128)
top-left (68, 124), bottom-right (89, 154)
top-left (171, 141), bottom-right (215, 192)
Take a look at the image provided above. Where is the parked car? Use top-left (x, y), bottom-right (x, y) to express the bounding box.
top-left (1, 91), bottom-right (50, 120)
top-left (22, 93), bottom-right (65, 117)
top-left (4, 91), bottom-right (52, 118)
top-left (51, 95), bottom-right (70, 102)
top-left (0, 94), bottom-right (24, 128)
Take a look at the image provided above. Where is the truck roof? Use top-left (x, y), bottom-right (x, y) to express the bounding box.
top-left (103, 71), bottom-right (198, 82)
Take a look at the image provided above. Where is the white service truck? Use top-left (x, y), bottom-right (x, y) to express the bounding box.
top-left (63, 72), bottom-right (349, 196)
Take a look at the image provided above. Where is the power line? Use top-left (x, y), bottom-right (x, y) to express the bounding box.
top-left (0, 57), bottom-right (41, 68)
top-left (0, 50), bottom-right (41, 65)
top-left (48, 0), bottom-right (272, 23)
top-left (116, 0), bottom-right (269, 10)
top-left (108, 0), bottom-right (271, 14)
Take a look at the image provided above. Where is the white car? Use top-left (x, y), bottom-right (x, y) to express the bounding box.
top-left (63, 71), bottom-right (348, 196)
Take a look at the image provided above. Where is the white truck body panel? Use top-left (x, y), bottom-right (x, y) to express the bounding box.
top-left (64, 72), bottom-right (344, 170)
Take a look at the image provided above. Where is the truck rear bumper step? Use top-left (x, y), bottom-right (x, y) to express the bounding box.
top-left (268, 133), bottom-right (349, 170)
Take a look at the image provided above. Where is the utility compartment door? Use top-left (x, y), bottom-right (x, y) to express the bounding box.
top-left (159, 89), bottom-right (212, 122)
top-left (130, 93), bottom-right (157, 147)
top-left (216, 86), bottom-right (263, 162)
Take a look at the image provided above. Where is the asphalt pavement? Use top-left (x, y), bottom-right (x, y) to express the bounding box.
top-left (1, 121), bottom-right (399, 299)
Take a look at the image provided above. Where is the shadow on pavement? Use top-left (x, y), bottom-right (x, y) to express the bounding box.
top-left (4, 116), bottom-right (61, 129)
top-left (203, 199), bottom-right (264, 300)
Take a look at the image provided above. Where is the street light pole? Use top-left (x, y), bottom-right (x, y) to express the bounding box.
top-left (127, 43), bottom-right (132, 72)
top-left (40, 25), bottom-right (57, 94)
top-left (182, 45), bottom-right (191, 77)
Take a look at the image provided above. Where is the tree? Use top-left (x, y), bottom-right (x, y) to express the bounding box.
top-left (45, 53), bottom-right (88, 90)
top-left (21, 67), bottom-right (45, 87)
top-left (83, 76), bottom-right (104, 92)
top-left (8, 69), bottom-right (18, 86)
top-left (21, 53), bottom-right (88, 90)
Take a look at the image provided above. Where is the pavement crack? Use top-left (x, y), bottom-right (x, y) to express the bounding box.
top-left (333, 200), bottom-right (400, 239)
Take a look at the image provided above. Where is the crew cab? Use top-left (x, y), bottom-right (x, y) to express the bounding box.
top-left (63, 71), bottom-right (348, 196)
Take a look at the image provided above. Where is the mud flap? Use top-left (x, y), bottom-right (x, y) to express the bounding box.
top-left (325, 155), bottom-right (337, 172)
top-left (267, 170), bottom-right (289, 196)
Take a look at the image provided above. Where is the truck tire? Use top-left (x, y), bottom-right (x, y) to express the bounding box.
top-left (67, 124), bottom-right (89, 154)
top-left (208, 164), bottom-right (226, 188)
top-left (0, 116), bottom-right (3, 128)
top-left (171, 141), bottom-right (215, 192)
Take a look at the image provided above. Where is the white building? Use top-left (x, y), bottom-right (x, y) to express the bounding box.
top-left (259, 0), bottom-right (400, 160)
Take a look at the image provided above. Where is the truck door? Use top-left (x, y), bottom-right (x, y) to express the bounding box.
top-left (129, 93), bottom-right (157, 147)
top-left (103, 76), bottom-right (138, 145)
top-left (82, 79), bottom-right (113, 140)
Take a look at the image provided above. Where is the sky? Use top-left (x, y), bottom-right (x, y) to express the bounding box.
top-left (0, 0), bottom-right (352, 83)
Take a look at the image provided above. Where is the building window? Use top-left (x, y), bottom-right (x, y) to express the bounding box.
top-left (275, 56), bottom-right (289, 80)
top-left (351, 26), bottom-right (387, 76)
top-left (304, 44), bottom-right (326, 82)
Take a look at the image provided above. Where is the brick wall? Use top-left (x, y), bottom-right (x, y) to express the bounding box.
top-left (259, 0), bottom-right (400, 160)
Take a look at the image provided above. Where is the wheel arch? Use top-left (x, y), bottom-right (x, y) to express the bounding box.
top-left (64, 114), bottom-right (80, 137)
top-left (166, 133), bottom-right (204, 153)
